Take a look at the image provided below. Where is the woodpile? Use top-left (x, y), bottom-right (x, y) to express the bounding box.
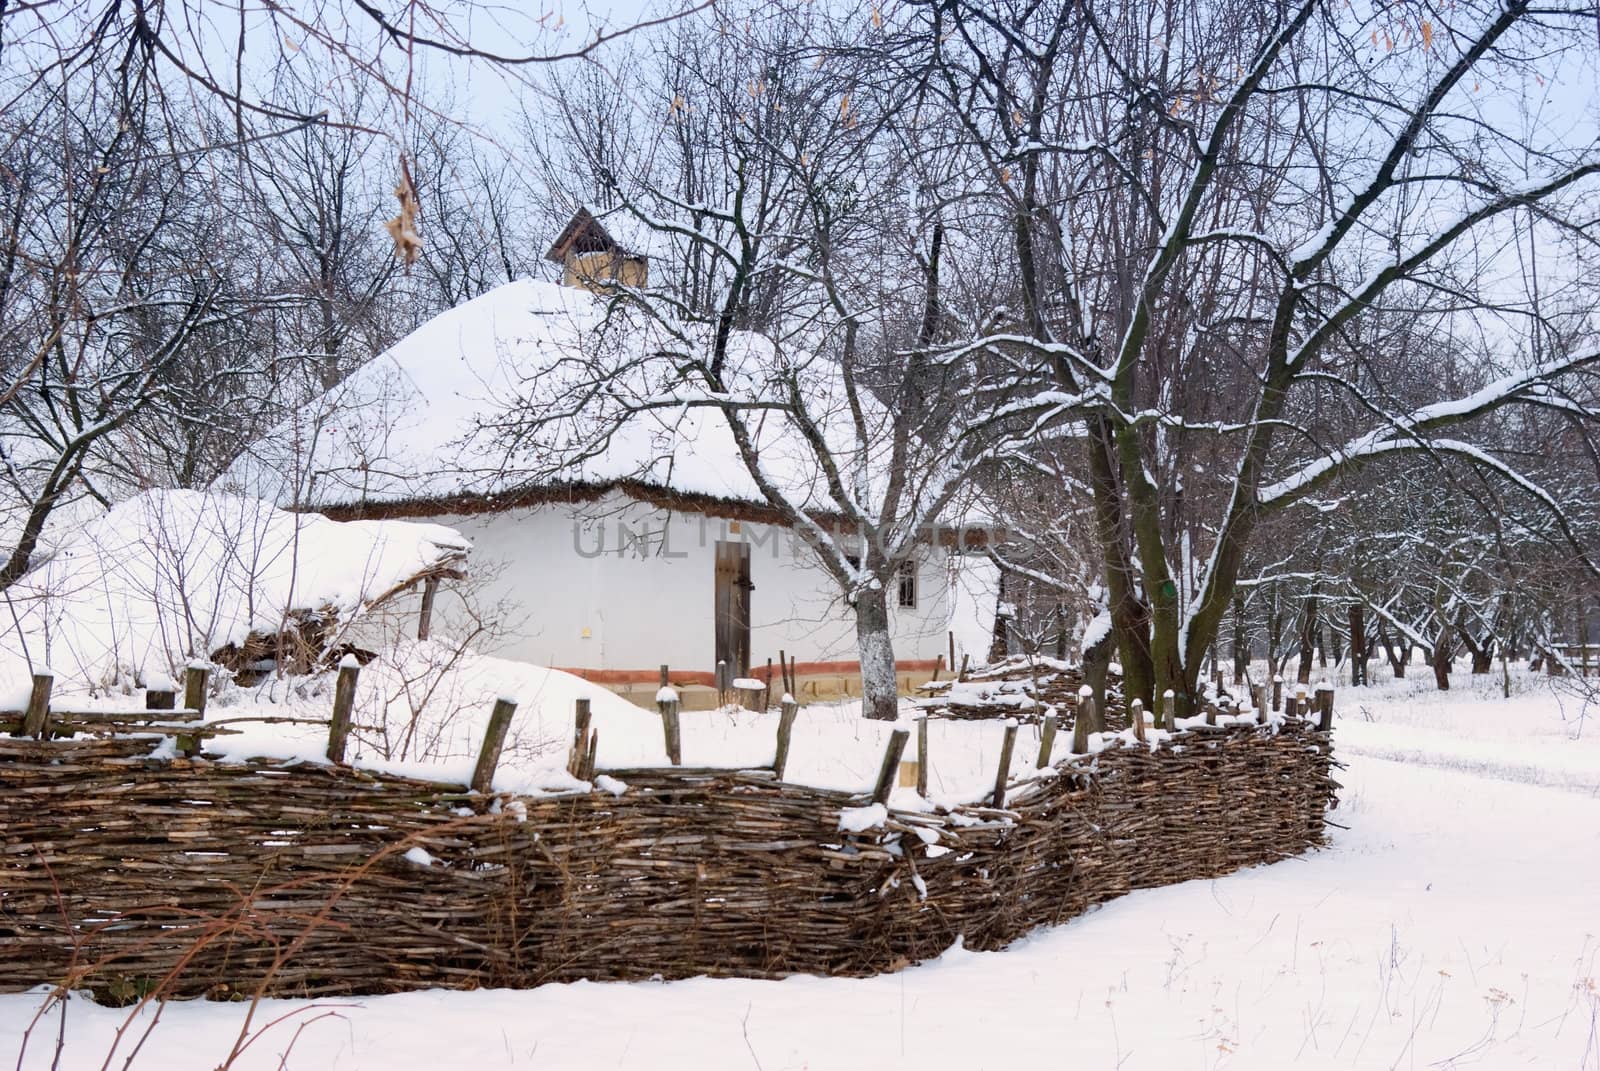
top-left (0, 715), bottom-right (1337, 1000)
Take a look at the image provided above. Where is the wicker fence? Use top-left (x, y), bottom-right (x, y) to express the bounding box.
top-left (0, 713), bottom-right (1337, 1000)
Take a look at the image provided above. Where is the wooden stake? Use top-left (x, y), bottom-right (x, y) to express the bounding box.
top-left (1072, 691), bottom-right (1093, 754)
top-left (326, 660), bottom-right (360, 764)
top-left (871, 729), bottom-right (909, 805)
top-left (992, 720), bottom-right (1018, 808)
top-left (1163, 689), bottom-right (1177, 731)
top-left (1037, 713), bottom-right (1058, 766)
top-left (931, 654), bottom-right (943, 683)
top-left (1130, 699), bottom-right (1146, 743)
top-left (659, 664), bottom-right (670, 689)
top-left (1316, 685), bottom-right (1334, 731)
top-left (21, 673), bottom-right (52, 739)
top-left (658, 692), bottom-right (682, 766)
top-left (571, 698), bottom-right (592, 777)
top-left (948, 631), bottom-right (956, 676)
top-left (470, 697), bottom-right (518, 793)
top-left (958, 654), bottom-right (970, 681)
top-left (1272, 675), bottom-right (1284, 713)
top-left (1257, 685), bottom-right (1271, 725)
top-left (916, 715), bottom-right (929, 795)
top-left (145, 684), bottom-right (175, 711)
top-left (764, 657), bottom-right (773, 710)
top-left (583, 728), bottom-right (599, 781)
top-left (778, 649), bottom-right (788, 694)
top-left (180, 664), bottom-right (210, 757)
top-left (773, 698), bottom-right (799, 779)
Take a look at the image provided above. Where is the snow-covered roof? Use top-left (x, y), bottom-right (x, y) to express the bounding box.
top-left (0, 489), bottom-right (468, 687)
top-left (226, 278), bottom-right (903, 522)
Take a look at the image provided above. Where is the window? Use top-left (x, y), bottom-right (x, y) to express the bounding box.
top-left (897, 559), bottom-right (917, 609)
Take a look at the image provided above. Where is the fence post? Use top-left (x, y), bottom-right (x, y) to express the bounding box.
top-left (871, 729), bottom-right (909, 805)
top-left (992, 719), bottom-right (1018, 808)
top-left (1256, 684), bottom-right (1271, 725)
top-left (470, 697), bottom-right (518, 793)
top-left (1272, 675), bottom-right (1284, 713)
top-left (1037, 712), bottom-right (1059, 766)
top-left (916, 714), bottom-right (929, 795)
top-left (1316, 682), bottom-right (1335, 731)
top-left (1130, 698), bottom-right (1147, 743)
top-left (570, 697), bottom-right (592, 777)
top-left (1294, 682), bottom-right (1309, 718)
top-left (583, 727), bottom-right (599, 781)
top-left (326, 656), bottom-right (360, 764)
top-left (1162, 689), bottom-right (1177, 731)
top-left (145, 675), bottom-right (176, 712)
top-left (1072, 687), bottom-right (1094, 754)
top-left (21, 672), bottom-right (52, 739)
top-left (180, 663), bottom-right (210, 757)
top-left (657, 687), bottom-right (682, 766)
top-left (773, 697), bottom-right (799, 779)
top-left (958, 654), bottom-right (970, 681)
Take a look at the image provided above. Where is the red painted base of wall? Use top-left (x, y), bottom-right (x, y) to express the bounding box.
top-left (556, 659), bottom-right (942, 688)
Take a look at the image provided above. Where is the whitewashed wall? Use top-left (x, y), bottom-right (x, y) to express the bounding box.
top-left (376, 492), bottom-right (954, 674)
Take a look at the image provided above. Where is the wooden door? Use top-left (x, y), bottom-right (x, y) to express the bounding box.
top-left (713, 540), bottom-right (752, 683)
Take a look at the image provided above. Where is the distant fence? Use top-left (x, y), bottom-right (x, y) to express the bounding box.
top-left (0, 689), bottom-right (1337, 998)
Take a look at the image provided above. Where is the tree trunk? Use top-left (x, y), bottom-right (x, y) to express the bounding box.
top-left (855, 586), bottom-right (900, 721)
top-left (1430, 622), bottom-right (1454, 691)
top-left (1297, 594), bottom-right (1319, 684)
top-left (1085, 418), bottom-right (1154, 705)
top-left (1348, 603), bottom-right (1367, 686)
top-left (1231, 594), bottom-right (1248, 684)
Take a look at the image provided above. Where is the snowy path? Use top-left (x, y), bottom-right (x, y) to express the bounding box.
top-left (6, 693), bottom-right (1600, 1069)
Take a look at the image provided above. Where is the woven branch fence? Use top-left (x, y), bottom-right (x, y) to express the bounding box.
top-left (0, 714), bottom-right (1337, 1000)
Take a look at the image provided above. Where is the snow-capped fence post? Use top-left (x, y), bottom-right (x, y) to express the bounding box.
top-left (183, 664), bottom-right (209, 716)
top-left (915, 714), bottom-right (929, 795)
top-left (570, 698), bottom-right (592, 777)
top-left (20, 672), bottom-right (52, 739)
top-left (326, 657), bottom-right (361, 764)
top-left (1130, 699), bottom-right (1146, 744)
top-left (1272, 675), bottom-right (1284, 713)
top-left (1162, 689), bottom-right (1176, 731)
top-left (1294, 683), bottom-right (1309, 718)
top-left (992, 719), bottom-right (1018, 808)
top-left (1037, 712), bottom-right (1058, 766)
top-left (716, 660), bottom-right (729, 706)
top-left (1072, 687), bottom-right (1094, 754)
top-left (773, 697), bottom-right (799, 779)
top-left (657, 688), bottom-right (682, 766)
top-left (1256, 685), bottom-right (1271, 725)
top-left (416, 576), bottom-right (439, 641)
top-left (871, 729), bottom-right (909, 805)
top-left (145, 679), bottom-right (175, 711)
top-left (1315, 683), bottom-right (1334, 731)
top-left (179, 663), bottom-right (210, 757)
top-left (469, 697), bottom-right (518, 793)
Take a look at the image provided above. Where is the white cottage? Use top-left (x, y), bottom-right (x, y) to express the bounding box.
top-left (230, 279), bottom-right (989, 706)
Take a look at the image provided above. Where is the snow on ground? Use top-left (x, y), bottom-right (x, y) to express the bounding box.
top-left (5, 666), bottom-right (1600, 1070)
